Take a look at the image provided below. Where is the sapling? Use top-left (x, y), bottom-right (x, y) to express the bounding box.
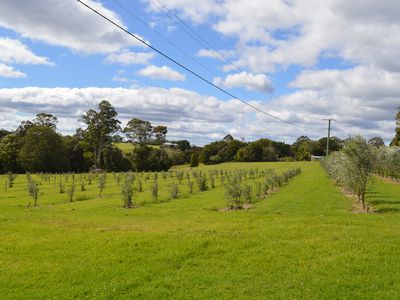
top-left (66, 183), bottom-right (75, 202)
top-left (196, 174), bottom-right (208, 191)
top-left (187, 181), bottom-right (193, 194)
top-left (7, 171), bottom-right (15, 188)
top-left (151, 179), bottom-right (159, 202)
top-left (176, 171), bottom-right (184, 183)
top-left (210, 176), bottom-right (215, 189)
top-left (241, 184), bottom-right (252, 203)
top-left (169, 182), bottom-right (179, 199)
top-left (98, 173), bottom-right (106, 197)
top-left (27, 180), bottom-right (39, 207)
top-left (254, 181), bottom-right (263, 201)
top-left (121, 177), bottom-right (134, 208)
top-left (224, 176), bottom-right (242, 209)
top-left (137, 180), bottom-right (143, 192)
top-left (59, 180), bottom-right (65, 194)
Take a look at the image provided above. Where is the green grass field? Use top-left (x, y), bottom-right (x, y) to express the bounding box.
top-left (1, 162), bottom-right (400, 299)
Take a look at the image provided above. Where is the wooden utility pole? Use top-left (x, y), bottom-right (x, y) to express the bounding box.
top-left (323, 118), bottom-right (336, 156)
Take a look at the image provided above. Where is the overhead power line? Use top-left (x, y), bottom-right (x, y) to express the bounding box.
top-left (111, 0), bottom-right (275, 118)
top-left (76, 0), bottom-right (309, 129)
top-left (148, 0), bottom-right (273, 95)
top-left (112, 0), bottom-right (218, 79)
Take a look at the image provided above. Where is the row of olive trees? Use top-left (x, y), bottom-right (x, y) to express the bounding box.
top-left (373, 146), bottom-right (400, 180)
top-left (321, 136), bottom-right (374, 210)
top-left (120, 167), bottom-right (281, 209)
top-left (224, 167), bottom-right (302, 209)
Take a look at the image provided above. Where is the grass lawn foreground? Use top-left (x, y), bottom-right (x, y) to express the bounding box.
top-left (1, 162), bottom-right (400, 299)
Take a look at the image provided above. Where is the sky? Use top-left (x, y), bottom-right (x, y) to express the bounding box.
top-left (0, 0), bottom-right (399, 145)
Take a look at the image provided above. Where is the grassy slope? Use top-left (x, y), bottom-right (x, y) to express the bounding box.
top-left (114, 142), bottom-right (160, 154)
top-left (1, 162), bottom-right (400, 299)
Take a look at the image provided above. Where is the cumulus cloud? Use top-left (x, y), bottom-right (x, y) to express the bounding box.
top-left (152, 0), bottom-right (400, 73)
top-left (0, 63), bottom-right (26, 78)
top-left (138, 65), bottom-right (186, 81)
top-left (104, 51), bottom-right (155, 65)
top-left (0, 37), bottom-right (53, 78)
top-left (213, 71), bottom-right (273, 92)
top-left (0, 0), bottom-right (143, 53)
top-left (0, 84), bottom-right (397, 144)
top-left (0, 87), bottom-right (254, 144)
top-left (0, 37), bottom-right (53, 65)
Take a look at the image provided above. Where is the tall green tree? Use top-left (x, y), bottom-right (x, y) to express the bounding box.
top-left (0, 134), bottom-right (21, 173)
top-left (81, 100), bottom-right (120, 169)
top-left (152, 125), bottom-right (168, 145)
top-left (123, 118), bottom-right (152, 145)
top-left (33, 113), bottom-right (58, 129)
top-left (391, 109), bottom-right (400, 146)
top-left (17, 124), bottom-right (68, 172)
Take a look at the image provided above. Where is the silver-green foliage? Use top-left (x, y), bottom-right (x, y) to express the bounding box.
top-left (322, 136), bottom-right (374, 210)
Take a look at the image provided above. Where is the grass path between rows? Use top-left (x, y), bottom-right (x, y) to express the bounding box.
top-left (1, 162), bottom-right (400, 299)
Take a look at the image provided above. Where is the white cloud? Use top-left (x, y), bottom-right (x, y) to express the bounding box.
top-left (0, 82), bottom-right (397, 144)
top-left (104, 51), bottom-right (155, 65)
top-left (0, 86), bottom-right (251, 145)
top-left (289, 66), bottom-right (400, 101)
top-left (152, 0), bottom-right (400, 73)
top-left (0, 0), bottom-right (144, 53)
top-left (213, 71), bottom-right (273, 92)
top-left (0, 37), bottom-right (53, 65)
top-left (0, 63), bottom-right (25, 78)
top-left (146, 0), bottom-right (220, 24)
top-left (197, 48), bottom-right (235, 60)
top-left (138, 65), bottom-right (186, 81)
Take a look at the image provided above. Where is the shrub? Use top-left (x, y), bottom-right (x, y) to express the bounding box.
top-left (190, 153), bottom-right (199, 167)
top-left (224, 176), bottom-right (242, 208)
top-left (169, 182), bottom-right (179, 199)
top-left (196, 174), bottom-right (208, 191)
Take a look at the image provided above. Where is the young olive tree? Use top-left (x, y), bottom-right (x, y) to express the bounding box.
top-left (342, 136), bottom-right (374, 210)
top-left (98, 173), bottom-right (106, 197)
top-left (322, 136), bottom-right (374, 210)
top-left (27, 180), bottom-right (39, 207)
top-left (121, 176), bottom-right (134, 208)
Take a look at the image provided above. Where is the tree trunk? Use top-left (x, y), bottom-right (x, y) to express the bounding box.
top-left (97, 139), bottom-right (103, 169)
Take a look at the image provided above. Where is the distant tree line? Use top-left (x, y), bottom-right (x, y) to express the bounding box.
top-left (198, 134), bottom-right (346, 165)
top-left (0, 102), bottom-right (396, 173)
top-left (0, 101), bottom-right (197, 173)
